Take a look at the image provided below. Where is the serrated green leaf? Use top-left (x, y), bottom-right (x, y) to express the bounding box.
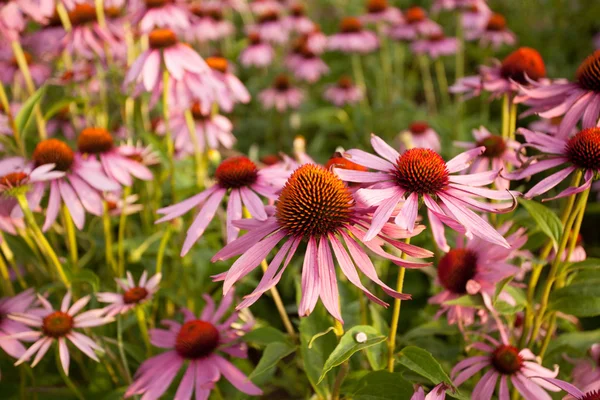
top-left (15, 85), bottom-right (46, 135)
top-left (243, 327), bottom-right (289, 346)
top-left (248, 342), bottom-right (295, 379)
top-left (397, 346), bottom-right (453, 386)
top-left (519, 199), bottom-right (563, 251)
top-left (318, 326), bottom-right (386, 384)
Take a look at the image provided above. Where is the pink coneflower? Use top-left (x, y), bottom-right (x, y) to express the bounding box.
top-left (0, 289), bottom-right (37, 365)
top-left (10, 291), bottom-right (114, 375)
top-left (97, 271), bottom-right (161, 317)
top-left (166, 102), bottom-right (236, 157)
top-left (77, 127), bottom-right (153, 186)
top-left (46, 107), bottom-right (82, 140)
top-left (290, 47), bottom-right (329, 83)
top-left (64, 4), bottom-right (120, 60)
top-left (400, 121), bottom-right (441, 152)
top-left (387, 7), bottom-right (442, 41)
top-left (411, 383), bottom-right (449, 400)
top-left (563, 343), bottom-right (600, 391)
top-left (249, 0), bottom-right (284, 14)
top-left (157, 156), bottom-right (281, 255)
top-left (135, 0), bottom-right (190, 33)
top-left (284, 3), bottom-right (314, 34)
top-left (323, 76), bottom-right (364, 107)
top-left (431, 0), bottom-right (483, 12)
top-left (430, 224), bottom-right (525, 328)
top-left (528, 116), bottom-right (579, 137)
top-left (452, 332), bottom-right (559, 399)
top-left (187, 3), bottom-right (235, 42)
top-left (411, 33), bottom-right (458, 59)
top-left (454, 126), bottom-right (520, 191)
top-left (103, 191), bottom-right (144, 216)
top-left (258, 74), bottom-right (304, 112)
top-left (240, 32), bottom-right (274, 68)
top-left (248, 8), bottom-right (290, 44)
top-left (451, 47), bottom-right (547, 99)
top-left (28, 138), bottom-right (119, 230)
top-left (124, 28), bottom-right (210, 99)
top-left (0, 0), bottom-right (53, 40)
top-left (118, 140), bottom-right (161, 168)
top-left (337, 134), bottom-right (516, 248)
top-left (204, 56), bottom-right (250, 113)
top-left (212, 164), bottom-right (433, 322)
top-left (506, 127), bottom-right (600, 200)
top-left (328, 17), bottom-right (379, 54)
top-left (459, 2), bottom-right (491, 33)
top-left (360, 0), bottom-right (402, 25)
top-left (305, 25), bottom-right (328, 54)
top-left (467, 13), bottom-right (516, 49)
top-left (516, 50), bottom-right (600, 139)
top-left (534, 378), bottom-right (600, 400)
top-left (0, 46), bottom-right (51, 86)
top-left (125, 293), bottom-right (262, 399)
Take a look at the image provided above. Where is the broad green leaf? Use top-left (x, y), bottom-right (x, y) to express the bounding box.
top-left (248, 342), bottom-right (295, 379)
top-left (347, 371), bottom-right (414, 400)
top-left (495, 286), bottom-right (526, 315)
top-left (546, 329), bottom-right (600, 357)
top-left (403, 320), bottom-right (459, 342)
top-left (519, 199), bottom-right (563, 251)
top-left (318, 325), bottom-right (386, 383)
top-left (366, 304), bottom-right (389, 371)
top-left (549, 283), bottom-right (600, 316)
top-left (566, 258), bottom-right (600, 272)
top-left (397, 346), bottom-right (453, 387)
top-left (15, 85), bottom-right (46, 135)
top-left (243, 327), bottom-right (289, 346)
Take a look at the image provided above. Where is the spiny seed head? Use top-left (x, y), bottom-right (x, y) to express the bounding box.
top-left (409, 121), bottom-right (429, 135)
top-left (148, 28), bottom-right (178, 49)
top-left (486, 13), bottom-right (506, 31)
top-left (69, 4), bottom-right (97, 25)
top-left (175, 320), bottom-right (220, 359)
top-left (33, 139), bottom-right (75, 171)
top-left (42, 311), bottom-right (74, 338)
top-left (325, 153), bottom-right (368, 172)
top-left (215, 156), bottom-right (258, 189)
top-left (123, 287), bottom-right (149, 304)
top-left (576, 50), bottom-right (600, 92)
top-left (477, 135), bottom-right (507, 158)
top-left (206, 56), bottom-right (229, 73)
top-left (77, 127), bottom-right (114, 154)
top-left (367, 0), bottom-right (388, 13)
top-left (437, 248), bottom-right (478, 294)
top-left (276, 164), bottom-right (354, 238)
top-left (405, 7), bottom-right (426, 24)
top-left (491, 345), bottom-right (523, 375)
top-left (394, 148), bottom-right (449, 195)
top-left (274, 74), bottom-right (291, 91)
top-left (340, 17), bottom-right (362, 33)
top-left (500, 47), bottom-right (546, 84)
top-left (566, 127), bottom-right (600, 170)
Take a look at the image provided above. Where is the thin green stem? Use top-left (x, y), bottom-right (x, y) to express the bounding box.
top-left (419, 56), bottom-right (437, 114)
top-left (62, 205), bottom-right (79, 270)
top-left (156, 225), bottom-right (172, 275)
top-left (0, 252), bottom-right (14, 295)
top-left (0, 236), bottom-right (25, 289)
top-left (387, 238), bottom-right (409, 372)
top-left (455, 12), bottom-right (464, 81)
top-left (0, 82), bottom-right (23, 155)
top-left (135, 306), bottom-right (152, 355)
top-left (55, 345), bottom-right (85, 400)
top-left (501, 93), bottom-right (510, 139)
top-left (103, 202), bottom-right (117, 275)
top-left (117, 315), bottom-right (132, 384)
top-left (162, 71), bottom-right (177, 203)
top-left (434, 58), bottom-right (450, 107)
top-left (117, 186), bottom-right (131, 277)
top-left (183, 109), bottom-right (205, 188)
top-left (509, 101), bottom-right (518, 140)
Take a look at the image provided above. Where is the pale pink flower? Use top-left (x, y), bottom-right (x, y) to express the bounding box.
top-left (337, 134), bottom-right (516, 250)
top-left (125, 293), bottom-right (262, 399)
top-left (466, 13), bottom-right (516, 49)
top-left (400, 121), bottom-right (441, 152)
top-left (97, 271), bottom-right (162, 317)
top-left (411, 382), bottom-right (450, 400)
top-left (239, 32), bottom-right (274, 68)
top-left (103, 191), bottom-right (144, 216)
top-left (134, 0), bottom-right (191, 33)
top-left (533, 377), bottom-right (600, 400)
top-left (360, 0), bottom-right (402, 25)
top-left (203, 56), bottom-right (250, 113)
top-left (459, 2), bottom-right (491, 33)
top-left (305, 27), bottom-right (328, 54)
top-left (528, 116), bottom-right (578, 137)
top-left (117, 140), bottom-right (161, 167)
top-left (323, 76), bottom-right (364, 107)
top-left (431, 0), bottom-right (485, 12)
top-left (411, 33), bottom-right (458, 59)
top-left (10, 291), bottom-right (114, 375)
top-left (63, 3), bottom-right (121, 60)
top-left (387, 7), bottom-right (442, 41)
top-left (249, 0), bottom-right (284, 14)
top-left (212, 164), bottom-right (433, 322)
top-left (247, 8), bottom-right (290, 44)
top-left (187, 3), bottom-right (235, 42)
top-left (0, 289), bottom-right (37, 365)
top-left (0, 44), bottom-right (51, 86)
top-left (0, 0), bottom-right (54, 41)
top-left (290, 51), bottom-right (329, 83)
top-left (284, 3), bottom-right (315, 34)
top-left (328, 17), bottom-right (379, 54)
top-left (258, 74), bottom-right (304, 112)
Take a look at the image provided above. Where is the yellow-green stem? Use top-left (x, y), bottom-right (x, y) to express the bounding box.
top-left (387, 238), bottom-right (409, 372)
top-left (0, 82), bottom-right (23, 155)
top-left (135, 306), bottom-right (152, 355)
top-left (183, 109), bottom-right (206, 188)
top-left (434, 58), bottom-right (450, 107)
top-left (117, 186), bottom-right (131, 277)
top-left (0, 253), bottom-right (14, 295)
top-left (162, 71), bottom-right (177, 203)
top-left (103, 202), bottom-right (117, 275)
top-left (419, 56), bottom-right (437, 114)
top-left (62, 205), bottom-right (79, 270)
top-left (455, 12), bottom-right (464, 81)
top-left (260, 259), bottom-right (296, 339)
top-left (156, 225), bottom-right (172, 275)
top-left (501, 93), bottom-right (510, 139)
top-left (55, 345), bottom-right (85, 400)
top-left (0, 234), bottom-right (25, 289)
top-left (509, 101), bottom-right (518, 140)
top-left (331, 320), bottom-right (347, 400)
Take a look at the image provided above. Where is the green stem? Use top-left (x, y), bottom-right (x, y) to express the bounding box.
top-left (331, 319), bottom-right (346, 400)
top-left (0, 236), bottom-right (26, 289)
top-left (183, 109), bottom-right (205, 189)
top-left (103, 202), bottom-right (117, 275)
top-left (509, 101), bottom-right (518, 140)
top-left (117, 186), bottom-right (131, 277)
top-left (418, 56), bottom-right (437, 114)
top-left (434, 58), bottom-right (450, 107)
top-left (62, 205), bottom-right (79, 270)
top-left (501, 93), bottom-right (510, 139)
top-left (0, 82), bottom-right (24, 155)
top-left (55, 345), bottom-right (85, 400)
top-left (162, 71), bottom-right (177, 203)
top-left (0, 252), bottom-right (14, 295)
top-left (135, 306), bottom-right (152, 355)
top-left (156, 225), bottom-right (172, 275)
top-left (394, 43), bottom-right (405, 99)
top-left (377, 24), bottom-right (393, 105)
top-left (16, 194), bottom-right (69, 286)
top-left (455, 12), bottom-right (464, 81)
top-left (117, 315), bottom-right (132, 384)
top-left (387, 238), bottom-right (409, 372)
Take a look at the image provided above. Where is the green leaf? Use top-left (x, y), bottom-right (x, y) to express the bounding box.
top-left (15, 85), bottom-right (46, 135)
top-left (566, 258), bottom-right (600, 272)
top-left (549, 283), bottom-right (600, 316)
top-left (493, 276), bottom-right (514, 304)
top-left (248, 342), bottom-right (295, 379)
top-left (546, 329), bottom-right (600, 358)
top-left (495, 286), bottom-right (526, 315)
top-left (397, 346), bottom-right (453, 386)
top-left (347, 371), bottom-right (414, 400)
top-left (243, 327), bottom-right (289, 346)
top-left (43, 97), bottom-right (81, 120)
top-left (443, 295), bottom-right (484, 308)
top-left (71, 269), bottom-right (100, 291)
top-left (318, 325), bottom-right (386, 384)
top-left (519, 199), bottom-right (563, 251)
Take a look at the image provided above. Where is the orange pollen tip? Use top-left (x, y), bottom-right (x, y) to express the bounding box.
top-left (500, 47), bottom-right (546, 84)
top-left (215, 156), bottom-right (258, 189)
top-left (566, 127), bottom-right (600, 170)
top-left (175, 320), bottom-right (220, 359)
top-left (69, 4), bottom-right (97, 26)
top-left (42, 311), bottom-right (74, 338)
top-left (206, 56), bottom-right (229, 73)
top-left (275, 164), bottom-right (354, 238)
top-left (491, 345), bottom-right (523, 375)
top-left (576, 50), bottom-right (600, 92)
top-left (394, 148), bottom-right (449, 195)
top-left (340, 17), bottom-right (362, 33)
top-left (477, 135), bottom-right (507, 158)
top-left (123, 287), bottom-right (149, 304)
top-left (437, 248), bottom-right (478, 294)
top-left (33, 139), bottom-right (75, 171)
top-left (367, 0), bottom-right (388, 13)
top-left (77, 127), bottom-right (114, 154)
top-left (409, 121), bottom-right (429, 134)
top-left (0, 172), bottom-right (28, 187)
top-left (486, 13), bottom-right (506, 31)
top-left (148, 28), bottom-right (178, 49)
top-left (405, 7), bottom-right (426, 24)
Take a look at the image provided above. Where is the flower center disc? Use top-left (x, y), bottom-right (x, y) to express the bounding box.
top-left (145, 0), bottom-right (170, 8)
top-left (258, 10), bottom-right (279, 23)
top-left (69, 4), bottom-right (97, 26)
top-left (274, 75), bottom-right (291, 91)
top-left (337, 76), bottom-right (353, 89)
top-left (190, 102), bottom-right (207, 120)
top-left (206, 56), bottom-right (229, 73)
top-left (367, 0), bottom-right (388, 13)
top-left (33, 139), bottom-right (75, 171)
top-left (291, 4), bottom-right (305, 17)
top-left (405, 7), bottom-right (426, 24)
top-left (394, 148), bottom-right (449, 195)
top-left (42, 311), bottom-right (74, 338)
top-left (500, 47), bottom-right (546, 84)
top-left (566, 127), bottom-right (600, 170)
top-left (215, 156), bottom-right (258, 189)
top-left (276, 164), bottom-right (354, 238)
top-left (437, 248), bottom-right (478, 294)
top-left (325, 153), bottom-right (368, 172)
top-left (123, 287), bottom-right (149, 304)
top-left (486, 13), bottom-right (506, 31)
top-left (148, 28), bottom-right (178, 49)
top-left (340, 17), bottom-right (362, 33)
top-left (175, 320), bottom-right (220, 359)
top-left (77, 127), bottom-right (114, 154)
top-left (248, 32), bottom-right (262, 45)
top-left (491, 345), bottom-right (523, 375)
top-left (580, 390), bottom-right (600, 400)
top-left (409, 121), bottom-right (429, 135)
top-left (576, 50), bottom-right (600, 92)
top-left (477, 135), bottom-right (507, 158)
top-left (0, 172), bottom-right (28, 187)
